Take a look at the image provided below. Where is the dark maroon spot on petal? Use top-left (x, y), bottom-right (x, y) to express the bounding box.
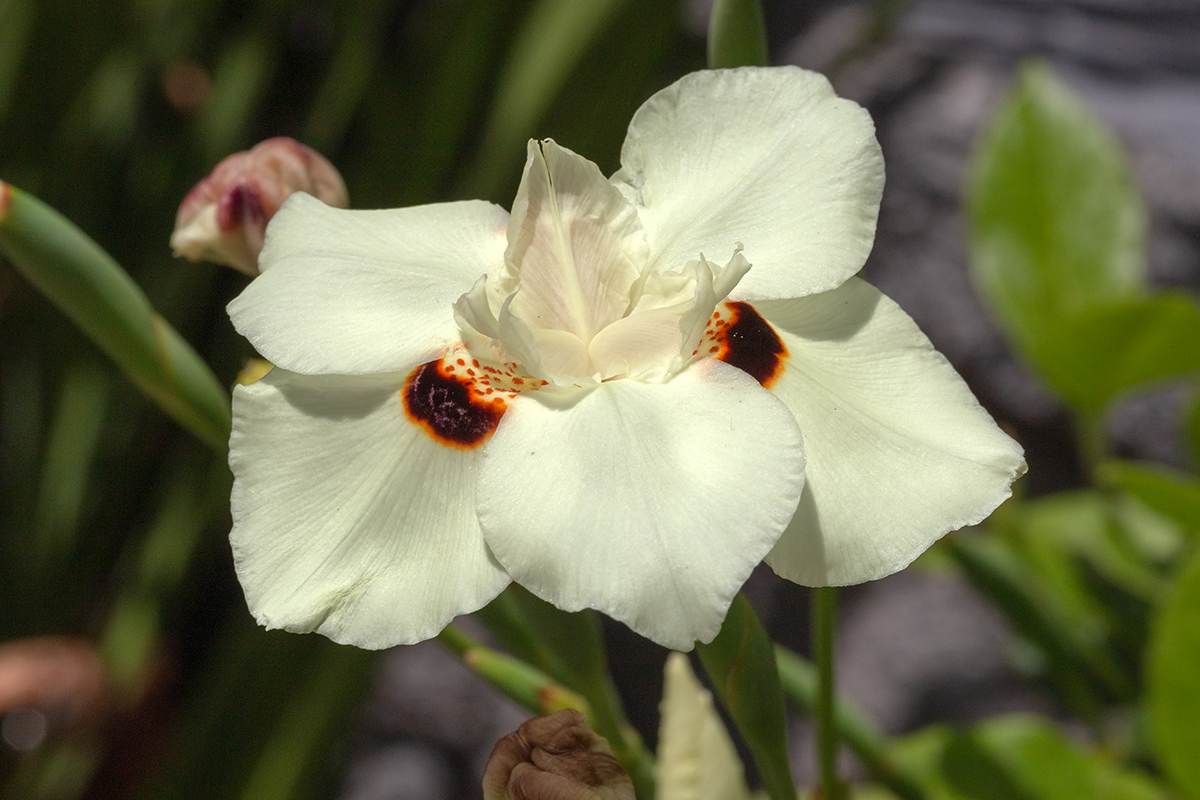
top-left (718, 302), bottom-right (788, 388)
top-left (403, 360), bottom-right (507, 448)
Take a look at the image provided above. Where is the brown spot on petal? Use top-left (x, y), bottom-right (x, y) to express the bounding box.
top-left (717, 301), bottom-right (787, 388)
top-left (404, 359), bottom-right (507, 448)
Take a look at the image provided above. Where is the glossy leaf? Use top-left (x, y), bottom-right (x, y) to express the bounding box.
top-left (1148, 546), bottom-right (1200, 798)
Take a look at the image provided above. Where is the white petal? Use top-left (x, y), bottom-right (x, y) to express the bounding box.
top-left (476, 361), bottom-right (805, 650)
top-left (229, 369), bottom-right (510, 648)
top-left (588, 307), bottom-right (684, 381)
top-left (229, 193), bottom-right (509, 375)
top-left (656, 653), bottom-right (750, 800)
top-left (614, 67), bottom-right (883, 300)
top-left (754, 278), bottom-right (1026, 586)
top-left (504, 140), bottom-right (648, 340)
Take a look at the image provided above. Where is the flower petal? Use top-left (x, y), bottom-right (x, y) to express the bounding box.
top-left (754, 278), bottom-right (1026, 586)
top-left (229, 368), bottom-right (510, 649)
top-left (614, 67), bottom-right (883, 300)
top-left (229, 193), bottom-right (509, 375)
top-left (476, 360), bottom-right (805, 650)
top-left (504, 140), bottom-right (648, 340)
top-left (656, 653), bottom-right (750, 800)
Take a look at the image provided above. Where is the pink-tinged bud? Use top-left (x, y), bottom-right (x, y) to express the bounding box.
top-left (482, 709), bottom-right (635, 800)
top-left (170, 137), bottom-right (347, 275)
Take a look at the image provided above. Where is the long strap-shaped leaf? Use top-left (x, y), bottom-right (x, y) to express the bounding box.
top-left (697, 593), bottom-right (797, 800)
top-left (0, 182), bottom-right (231, 452)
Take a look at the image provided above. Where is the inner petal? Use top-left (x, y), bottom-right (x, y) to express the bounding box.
top-left (502, 140), bottom-right (648, 341)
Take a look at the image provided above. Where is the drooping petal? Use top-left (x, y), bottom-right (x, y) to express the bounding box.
top-left (656, 653), bottom-right (750, 800)
top-left (504, 140), bottom-right (648, 341)
top-left (476, 360), bottom-right (805, 651)
top-left (753, 278), bottom-right (1026, 586)
top-left (229, 369), bottom-right (510, 649)
top-left (613, 67), bottom-right (883, 300)
top-left (229, 193), bottom-right (509, 375)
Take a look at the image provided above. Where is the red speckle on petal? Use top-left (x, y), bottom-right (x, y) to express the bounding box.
top-left (403, 360), bottom-right (507, 448)
top-left (717, 302), bottom-right (788, 388)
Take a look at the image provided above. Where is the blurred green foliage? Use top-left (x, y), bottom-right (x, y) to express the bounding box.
top-left (0, 1), bottom-right (701, 798)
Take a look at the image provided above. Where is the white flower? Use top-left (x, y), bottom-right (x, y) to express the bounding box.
top-left (226, 67), bottom-right (1025, 651)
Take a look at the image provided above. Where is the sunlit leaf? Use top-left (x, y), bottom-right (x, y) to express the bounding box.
top-left (968, 60), bottom-right (1150, 411)
top-left (1054, 293), bottom-right (1200, 410)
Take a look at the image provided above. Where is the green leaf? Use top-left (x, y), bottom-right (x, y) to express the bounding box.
top-left (707, 0), bottom-right (768, 69)
top-left (466, 0), bottom-right (633, 199)
top-left (697, 594), bottom-right (796, 800)
top-left (946, 716), bottom-right (1164, 800)
top-left (1148, 545), bottom-right (1200, 798)
top-left (968, 60), bottom-right (1148, 408)
top-left (943, 533), bottom-right (1131, 714)
top-left (1053, 293), bottom-right (1200, 410)
top-left (1188, 392), bottom-right (1200, 470)
top-left (886, 717), bottom-right (1165, 800)
top-left (1097, 460), bottom-right (1200, 537)
top-left (0, 183), bottom-right (232, 451)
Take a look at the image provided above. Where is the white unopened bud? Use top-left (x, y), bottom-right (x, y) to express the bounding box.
top-left (170, 137), bottom-right (347, 275)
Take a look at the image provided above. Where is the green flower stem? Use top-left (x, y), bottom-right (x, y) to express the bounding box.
top-left (813, 586), bottom-right (841, 800)
top-left (775, 647), bottom-right (928, 800)
top-left (471, 591), bottom-right (657, 799)
top-left (436, 624), bottom-right (591, 718)
top-left (475, 588), bottom-right (574, 685)
top-left (0, 182), bottom-right (231, 452)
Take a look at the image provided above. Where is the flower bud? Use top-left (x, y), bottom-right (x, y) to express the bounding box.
top-left (482, 709), bottom-right (635, 800)
top-left (170, 137), bottom-right (347, 275)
